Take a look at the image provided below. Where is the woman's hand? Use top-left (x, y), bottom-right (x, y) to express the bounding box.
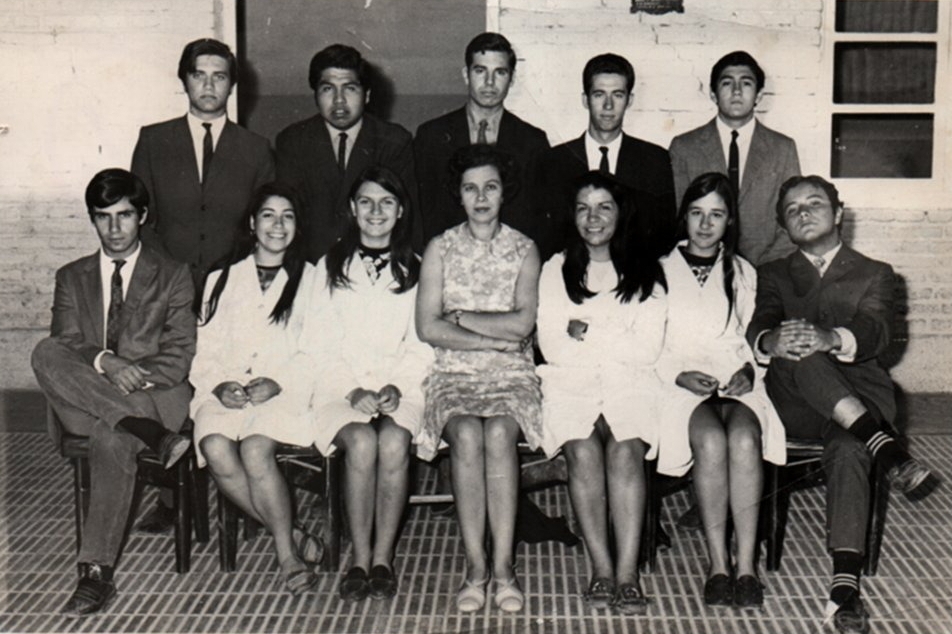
top-left (721, 363), bottom-right (754, 397)
top-left (675, 371), bottom-right (720, 396)
top-left (347, 388), bottom-right (380, 415)
top-left (377, 384), bottom-right (402, 414)
top-left (213, 381), bottom-right (250, 409)
top-left (245, 377), bottom-right (282, 405)
top-left (567, 319), bottom-right (589, 341)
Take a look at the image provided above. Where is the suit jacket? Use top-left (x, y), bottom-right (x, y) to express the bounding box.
top-left (669, 118), bottom-right (800, 265)
top-left (131, 116), bottom-right (275, 279)
top-left (746, 245), bottom-right (897, 422)
top-left (413, 107), bottom-right (549, 244)
top-left (536, 133), bottom-right (676, 260)
top-left (276, 113), bottom-right (418, 261)
top-left (50, 244), bottom-right (197, 420)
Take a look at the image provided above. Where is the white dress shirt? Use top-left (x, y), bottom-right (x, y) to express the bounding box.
top-left (584, 131), bottom-right (622, 174)
top-left (93, 242), bottom-right (142, 370)
top-left (716, 116), bottom-right (756, 186)
top-left (325, 119), bottom-right (363, 169)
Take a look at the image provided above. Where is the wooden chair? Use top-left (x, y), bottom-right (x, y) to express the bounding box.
top-left (216, 445), bottom-right (342, 572)
top-left (47, 405), bottom-right (210, 574)
top-left (764, 438), bottom-right (889, 575)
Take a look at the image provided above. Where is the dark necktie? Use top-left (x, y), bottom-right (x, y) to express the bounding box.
top-left (201, 122), bottom-right (213, 184)
top-left (106, 259), bottom-right (126, 352)
top-left (728, 129), bottom-right (740, 199)
top-left (477, 120), bottom-right (488, 144)
top-left (598, 146), bottom-right (610, 174)
top-left (337, 132), bottom-right (348, 173)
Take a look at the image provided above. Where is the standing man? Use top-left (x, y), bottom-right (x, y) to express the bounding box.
top-left (414, 32), bottom-right (549, 246)
top-left (31, 169), bottom-right (196, 617)
top-left (748, 175), bottom-right (938, 634)
top-left (669, 51), bottom-right (800, 265)
top-left (276, 44), bottom-right (418, 261)
top-left (537, 53), bottom-right (676, 259)
top-left (132, 38), bottom-right (275, 282)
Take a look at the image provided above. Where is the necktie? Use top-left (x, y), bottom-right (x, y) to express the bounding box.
top-left (728, 130), bottom-right (740, 199)
top-left (106, 259), bottom-right (126, 352)
top-left (337, 132), bottom-right (348, 173)
top-left (811, 255), bottom-right (826, 276)
top-left (477, 120), bottom-right (489, 144)
top-left (598, 146), bottom-right (610, 174)
top-left (201, 122), bottom-right (213, 184)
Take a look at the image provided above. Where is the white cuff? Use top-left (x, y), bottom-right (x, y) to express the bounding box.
top-left (93, 349), bottom-right (112, 373)
top-left (752, 330), bottom-right (772, 365)
top-left (831, 327), bottom-right (857, 363)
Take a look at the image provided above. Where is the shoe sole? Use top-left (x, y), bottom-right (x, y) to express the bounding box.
top-left (905, 473), bottom-right (941, 502)
top-left (62, 590), bottom-right (117, 618)
top-left (163, 438), bottom-right (191, 469)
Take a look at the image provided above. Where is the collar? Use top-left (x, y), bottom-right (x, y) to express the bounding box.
top-left (98, 241), bottom-right (142, 273)
top-left (800, 241), bottom-right (843, 270)
top-left (187, 112), bottom-right (226, 141)
top-left (324, 118), bottom-right (363, 142)
top-left (465, 103), bottom-right (504, 143)
top-left (584, 131), bottom-right (623, 172)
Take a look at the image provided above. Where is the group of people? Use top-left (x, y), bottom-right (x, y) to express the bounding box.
top-left (30, 32), bottom-right (939, 634)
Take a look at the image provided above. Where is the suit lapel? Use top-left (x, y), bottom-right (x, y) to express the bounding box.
top-left (205, 120), bottom-right (237, 189)
top-left (567, 135), bottom-right (588, 170)
top-left (789, 250), bottom-right (821, 297)
top-left (117, 247), bottom-right (158, 336)
top-left (741, 124), bottom-right (771, 201)
top-left (173, 117), bottom-right (203, 195)
top-left (448, 108), bottom-right (469, 147)
top-left (79, 256), bottom-right (104, 345)
top-left (700, 120), bottom-right (727, 173)
top-left (822, 245), bottom-right (859, 287)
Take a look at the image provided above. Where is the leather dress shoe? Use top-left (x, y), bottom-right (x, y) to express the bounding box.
top-left (888, 458), bottom-right (940, 501)
top-left (833, 592), bottom-right (870, 634)
top-left (62, 563), bottom-right (117, 618)
top-left (136, 502), bottom-right (175, 534)
top-left (368, 564), bottom-right (398, 600)
top-left (703, 574), bottom-right (733, 606)
top-left (339, 566), bottom-right (370, 602)
top-left (157, 432), bottom-right (191, 469)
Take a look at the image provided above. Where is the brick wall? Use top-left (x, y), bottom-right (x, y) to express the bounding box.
top-left (0, 0), bottom-right (234, 390)
top-left (496, 0), bottom-right (952, 392)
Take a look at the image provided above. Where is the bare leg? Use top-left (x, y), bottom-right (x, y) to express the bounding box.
top-left (605, 434), bottom-right (646, 585)
top-left (334, 423), bottom-right (378, 572)
top-left (200, 434), bottom-right (265, 524)
top-left (372, 417), bottom-right (411, 568)
top-left (240, 435), bottom-right (299, 572)
top-left (723, 403), bottom-right (763, 578)
top-left (483, 415), bottom-right (521, 580)
top-left (689, 403), bottom-right (731, 577)
top-left (563, 430), bottom-right (613, 581)
top-left (443, 416), bottom-right (488, 582)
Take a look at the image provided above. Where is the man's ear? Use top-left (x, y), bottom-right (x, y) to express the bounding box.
top-left (364, 88), bottom-right (371, 105)
top-left (581, 92), bottom-right (589, 110)
top-left (754, 88), bottom-right (764, 107)
top-left (462, 65), bottom-right (470, 86)
top-left (834, 205), bottom-right (844, 226)
top-left (139, 208), bottom-right (149, 226)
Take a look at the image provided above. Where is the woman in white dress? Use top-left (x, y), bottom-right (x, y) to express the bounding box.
top-left (656, 172), bottom-right (785, 608)
top-left (190, 183), bottom-right (318, 595)
top-left (306, 166), bottom-right (431, 603)
top-left (537, 171), bottom-right (667, 615)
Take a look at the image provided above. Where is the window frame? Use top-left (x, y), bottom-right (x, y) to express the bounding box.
top-left (820, 0), bottom-right (951, 209)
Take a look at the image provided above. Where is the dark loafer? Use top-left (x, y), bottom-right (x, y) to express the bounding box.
top-left (62, 564), bottom-right (117, 617)
top-left (888, 458), bottom-right (941, 501)
top-left (368, 564), bottom-right (398, 600)
top-left (339, 566), bottom-right (370, 602)
top-left (834, 592), bottom-right (871, 634)
top-left (733, 575), bottom-right (764, 608)
top-left (157, 432), bottom-right (191, 469)
top-left (703, 573), bottom-right (733, 607)
top-left (582, 577), bottom-right (614, 608)
top-left (612, 580), bottom-right (649, 616)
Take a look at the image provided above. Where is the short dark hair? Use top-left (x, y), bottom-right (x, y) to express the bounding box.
top-left (464, 32), bottom-right (516, 72)
top-left (447, 144), bottom-right (517, 205)
top-left (710, 51), bottom-right (765, 92)
top-left (177, 38), bottom-right (238, 86)
top-left (775, 175), bottom-right (843, 226)
top-left (85, 168), bottom-right (149, 219)
top-left (583, 53), bottom-right (635, 94)
top-left (308, 44), bottom-right (370, 91)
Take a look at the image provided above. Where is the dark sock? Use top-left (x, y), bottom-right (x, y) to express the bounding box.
top-left (846, 412), bottom-right (908, 470)
top-left (116, 416), bottom-right (168, 452)
top-left (830, 551), bottom-right (862, 605)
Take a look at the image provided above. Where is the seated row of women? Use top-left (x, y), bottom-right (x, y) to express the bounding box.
top-left (187, 144), bottom-right (786, 616)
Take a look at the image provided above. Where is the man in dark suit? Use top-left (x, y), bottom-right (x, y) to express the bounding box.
top-left (276, 44), bottom-right (418, 261)
top-left (31, 169), bottom-right (196, 617)
top-left (747, 175), bottom-right (938, 634)
top-left (132, 38), bottom-right (275, 282)
top-left (670, 51), bottom-right (800, 265)
top-left (414, 32), bottom-right (549, 245)
top-left (536, 53), bottom-right (676, 259)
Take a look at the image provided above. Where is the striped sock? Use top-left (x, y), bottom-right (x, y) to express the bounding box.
top-left (830, 551), bottom-right (863, 606)
top-left (846, 412), bottom-right (907, 471)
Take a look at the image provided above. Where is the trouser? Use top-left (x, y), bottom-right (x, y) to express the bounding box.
top-left (31, 338), bottom-right (187, 567)
top-left (765, 353), bottom-right (879, 554)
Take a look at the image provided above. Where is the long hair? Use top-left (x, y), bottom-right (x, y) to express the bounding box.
top-left (676, 172), bottom-right (740, 324)
top-left (562, 171), bottom-right (665, 305)
top-left (196, 182), bottom-right (309, 325)
top-left (324, 165), bottom-right (419, 294)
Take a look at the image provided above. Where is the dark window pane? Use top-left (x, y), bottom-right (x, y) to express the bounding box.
top-left (836, 0), bottom-right (937, 33)
top-left (831, 114), bottom-right (933, 178)
top-left (834, 43), bottom-right (935, 104)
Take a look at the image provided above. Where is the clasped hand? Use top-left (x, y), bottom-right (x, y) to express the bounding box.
top-left (763, 319), bottom-right (839, 361)
top-left (348, 384), bottom-right (402, 416)
top-left (213, 377), bottom-right (282, 409)
top-left (676, 363), bottom-right (753, 397)
top-left (101, 353), bottom-right (152, 395)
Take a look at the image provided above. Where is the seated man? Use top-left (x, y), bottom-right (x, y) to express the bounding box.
top-left (31, 168), bottom-right (196, 617)
top-left (747, 175), bottom-right (939, 634)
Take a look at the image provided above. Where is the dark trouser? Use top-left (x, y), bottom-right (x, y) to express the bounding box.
top-left (766, 353), bottom-right (877, 554)
top-left (31, 338), bottom-right (187, 567)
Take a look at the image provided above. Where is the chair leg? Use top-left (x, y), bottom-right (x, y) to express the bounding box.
top-left (72, 457), bottom-right (90, 555)
top-left (322, 454), bottom-right (342, 572)
top-left (173, 459), bottom-right (191, 574)
top-left (190, 461), bottom-right (211, 544)
top-left (865, 463), bottom-right (889, 577)
top-left (218, 490), bottom-right (239, 572)
top-left (640, 459), bottom-right (659, 573)
top-left (765, 462), bottom-right (784, 572)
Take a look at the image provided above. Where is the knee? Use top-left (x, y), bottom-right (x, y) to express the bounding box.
top-left (607, 439), bottom-right (645, 476)
top-left (563, 440), bottom-right (600, 470)
top-left (238, 435), bottom-right (278, 475)
top-left (825, 434), bottom-right (872, 474)
top-left (483, 417), bottom-right (519, 453)
top-left (31, 337), bottom-right (66, 376)
top-left (445, 417), bottom-right (483, 455)
top-left (691, 425), bottom-right (727, 459)
top-left (200, 434), bottom-right (236, 471)
top-left (89, 424), bottom-right (140, 474)
top-left (339, 424), bottom-right (378, 464)
top-left (377, 421), bottom-right (410, 466)
top-left (727, 425), bottom-right (762, 458)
